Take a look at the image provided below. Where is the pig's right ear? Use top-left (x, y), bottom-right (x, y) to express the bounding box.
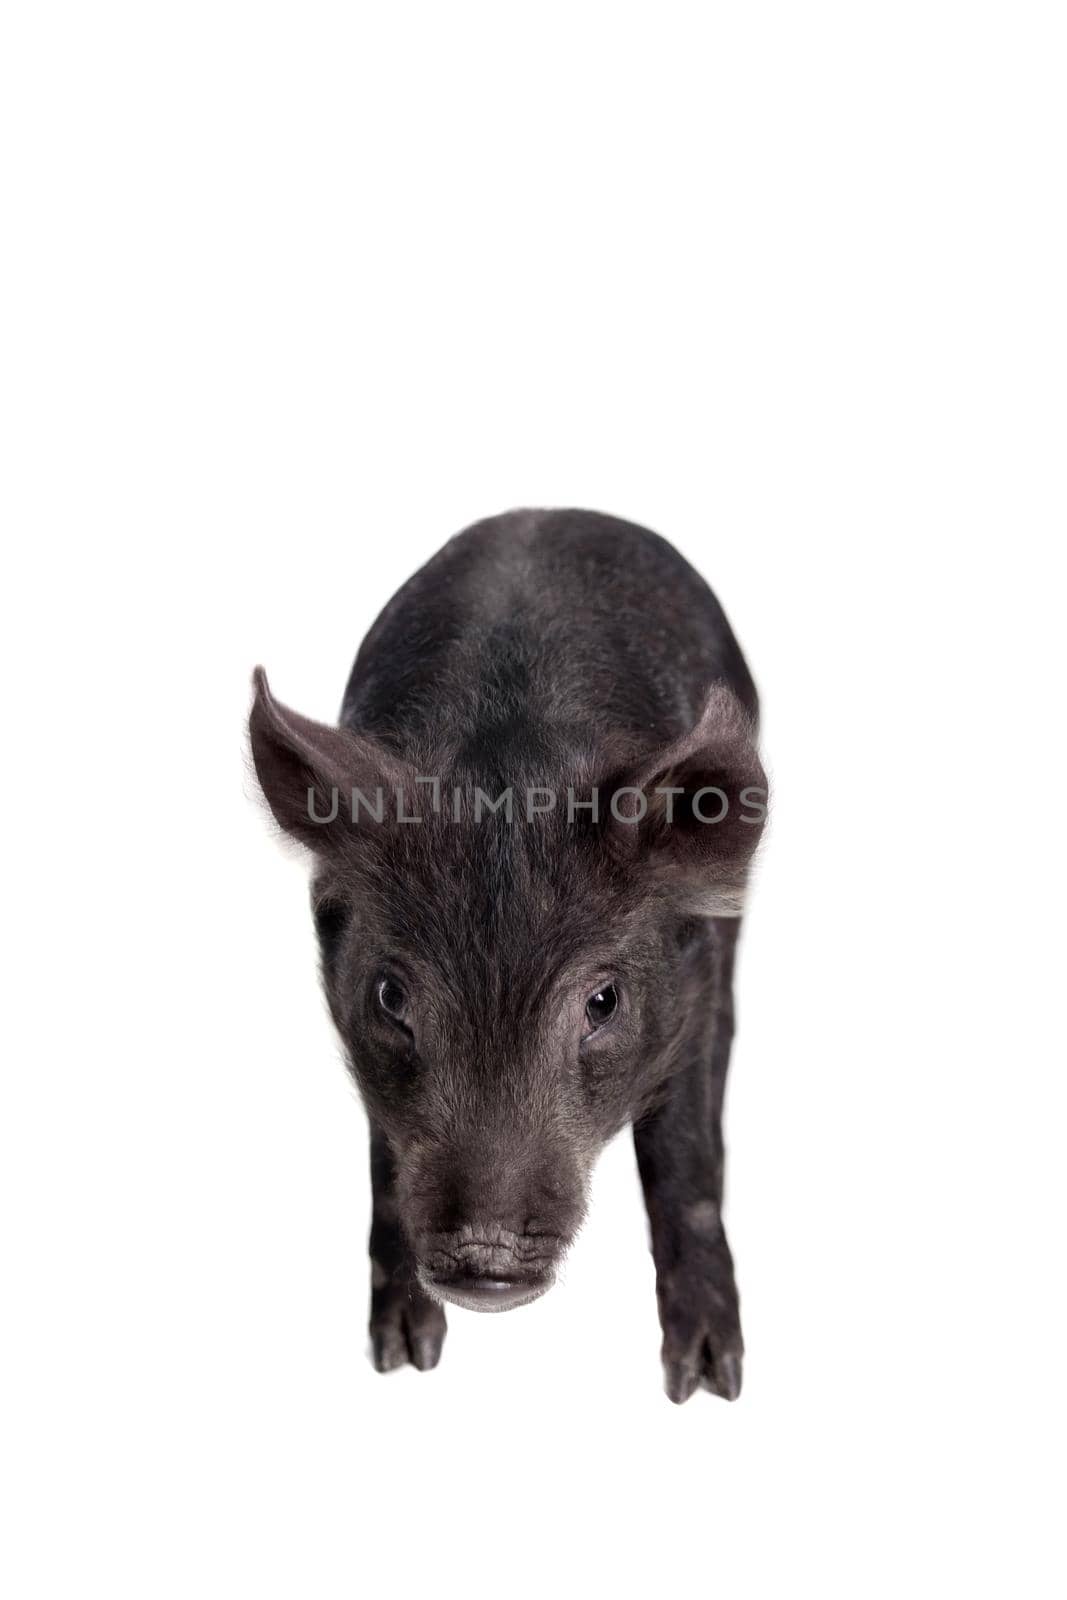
top-left (248, 667), bottom-right (405, 853)
top-left (600, 685), bottom-right (768, 916)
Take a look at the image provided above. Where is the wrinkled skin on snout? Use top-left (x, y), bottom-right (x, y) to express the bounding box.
top-left (250, 658), bottom-right (765, 1398)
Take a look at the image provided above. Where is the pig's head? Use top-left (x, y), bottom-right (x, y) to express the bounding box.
top-left (249, 669), bottom-right (766, 1311)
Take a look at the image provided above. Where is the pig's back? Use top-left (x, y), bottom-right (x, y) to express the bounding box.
top-left (342, 509), bottom-right (758, 757)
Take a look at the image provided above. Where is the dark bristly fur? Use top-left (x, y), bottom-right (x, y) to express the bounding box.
top-left (248, 508), bottom-right (767, 1402)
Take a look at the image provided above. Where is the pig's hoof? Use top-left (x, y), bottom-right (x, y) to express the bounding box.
top-left (370, 1282), bottom-right (447, 1374)
top-left (658, 1281), bottom-right (743, 1404)
top-left (663, 1337), bottom-right (743, 1405)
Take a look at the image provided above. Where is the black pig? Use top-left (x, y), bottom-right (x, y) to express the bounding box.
top-left (249, 509), bottom-right (767, 1403)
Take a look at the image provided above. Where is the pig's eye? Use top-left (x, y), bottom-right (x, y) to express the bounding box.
top-left (376, 976), bottom-right (409, 1026)
top-left (584, 983), bottom-right (618, 1035)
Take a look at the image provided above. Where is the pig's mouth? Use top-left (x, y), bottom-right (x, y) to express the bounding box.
top-left (416, 1225), bottom-right (561, 1313)
top-left (424, 1270), bottom-right (552, 1312)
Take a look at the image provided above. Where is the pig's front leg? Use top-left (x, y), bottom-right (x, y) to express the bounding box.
top-left (633, 919), bottom-right (744, 1404)
top-left (368, 1123), bottom-right (447, 1373)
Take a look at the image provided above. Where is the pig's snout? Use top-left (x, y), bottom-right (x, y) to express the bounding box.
top-left (417, 1223), bottom-right (559, 1313)
top-left (399, 1133), bottom-right (587, 1313)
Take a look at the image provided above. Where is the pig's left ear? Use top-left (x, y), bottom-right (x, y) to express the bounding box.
top-left (603, 686), bottom-right (768, 916)
top-left (248, 667), bottom-right (409, 853)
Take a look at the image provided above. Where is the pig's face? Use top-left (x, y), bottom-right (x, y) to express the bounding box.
top-left (310, 818), bottom-right (697, 1308)
top-left (249, 671), bottom-right (765, 1310)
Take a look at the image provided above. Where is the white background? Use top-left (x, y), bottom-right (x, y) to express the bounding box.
top-left (3, 4), bottom-right (1064, 1596)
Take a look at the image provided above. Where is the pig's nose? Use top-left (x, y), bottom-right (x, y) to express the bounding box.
top-left (426, 1271), bottom-right (551, 1312)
